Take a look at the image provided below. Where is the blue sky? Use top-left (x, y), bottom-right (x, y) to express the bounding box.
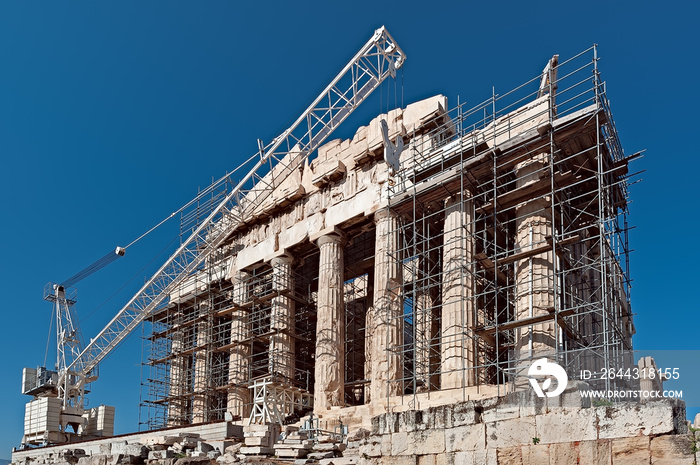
top-left (1, 0), bottom-right (698, 457)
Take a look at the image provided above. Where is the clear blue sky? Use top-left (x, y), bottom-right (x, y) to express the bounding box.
top-left (1, 0), bottom-right (698, 457)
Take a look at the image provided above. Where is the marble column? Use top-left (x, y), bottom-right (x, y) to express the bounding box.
top-left (227, 270), bottom-right (251, 419)
top-left (364, 270), bottom-right (374, 403)
top-left (413, 221), bottom-right (440, 392)
top-left (269, 254), bottom-right (296, 384)
top-left (414, 290), bottom-right (433, 392)
top-left (168, 330), bottom-right (188, 426)
top-left (192, 302), bottom-right (211, 423)
top-left (314, 233), bottom-right (345, 413)
top-left (441, 192), bottom-right (476, 389)
top-left (414, 244), bottom-right (440, 392)
top-left (513, 154), bottom-right (556, 371)
top-left (370, 209), bottom-right (403, 404)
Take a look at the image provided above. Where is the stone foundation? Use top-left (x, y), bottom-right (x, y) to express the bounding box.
top-left (357, 395), bottom-right (694, 464)
top-left (13, 395), bottom-right (696, 465)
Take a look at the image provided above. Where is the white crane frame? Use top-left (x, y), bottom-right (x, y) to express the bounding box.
top-left (62, 26), bottom-right (405, 412)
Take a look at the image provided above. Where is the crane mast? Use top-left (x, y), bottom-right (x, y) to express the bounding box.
top-left (20, 26), bottom-right (405, 446)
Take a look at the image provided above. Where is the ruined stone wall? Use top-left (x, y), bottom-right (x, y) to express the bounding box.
top-left (358, 394), bottom-right (695, 465)
top-left (14, 396), bottom-right (697, 465)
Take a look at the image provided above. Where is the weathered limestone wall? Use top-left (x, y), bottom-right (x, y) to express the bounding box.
top-left (477, 95), bottom-right (551, 150)
top-left (13, 396), bottom-right (696, 465)
top-left (359, 394), bottom-right (693, 465)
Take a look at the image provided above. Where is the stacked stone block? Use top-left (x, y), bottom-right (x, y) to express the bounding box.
top-left (273, 429), bottom-right (313, 459)
top-left (357, 391), bottom-right (693, 465)
top-left (239, 423), bottom-right (279, 456)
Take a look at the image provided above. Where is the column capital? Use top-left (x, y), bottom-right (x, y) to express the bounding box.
top-left (230, 268), bottom-right (251, 284)
top-left (310, 226), bottom-right (346, 246)
top-left (237, 269), bottom-right (252, 280)
top-left (268, 252), bottom-right (294, 267)
top-left (316, 232), bottom-right (345, 248)
top-left (443, 189), bottom-right (473, 207)
top-left (373, 208), bottom-right (399, 223)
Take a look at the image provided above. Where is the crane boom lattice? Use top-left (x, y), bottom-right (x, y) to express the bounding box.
top-left (71, 26), bottom-right (404, 379)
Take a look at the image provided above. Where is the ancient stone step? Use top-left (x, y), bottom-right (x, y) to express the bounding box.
top-left (319, 457), bottom-right (359, 465)
top-left (239, 446), bottom-right (274, 455)
top-left (275, 447), bottom-right (309, 458)
top-left (273, 444), bottom-right (311, 451)
top-left (243, 436), bottom-right (270, 447)
top-left (312, 443), bottom-right (346, 452)
top-left (308, 450), bottom-right (334, 459)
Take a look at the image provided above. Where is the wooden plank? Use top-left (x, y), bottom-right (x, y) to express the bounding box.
top-left (497, 234), bottom-right (580, 266)
top-left (478, 171), bottom-right (580, 214)
top-left (556, 312), bottom-right (578, 341)
top-left (474, 252), bottom-right (508, 285)
top-left (474, 308), bottom-right (576, 336)
top-left (214, 304), bottom-right (243, 317)
top-left (498, 242), bottom-right (552, 266)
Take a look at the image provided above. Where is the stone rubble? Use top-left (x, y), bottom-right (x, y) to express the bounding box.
top-left (10, 397), bottom-right (699, 465)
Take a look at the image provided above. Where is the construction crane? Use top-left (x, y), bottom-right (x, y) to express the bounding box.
top-left (20, 26), bottom-right (405, 447)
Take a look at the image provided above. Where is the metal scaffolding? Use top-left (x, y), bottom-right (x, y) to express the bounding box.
top-left (139, 46), bottom-right (637, 430)
top-left (384, 45), bottom-right (636, 400)
top-left (140, 239), bottom-right (319, 429)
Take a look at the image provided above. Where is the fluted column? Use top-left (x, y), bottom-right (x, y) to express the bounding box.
top-left (370, 209), bottom-right (403, 404)
top-left (441, 192), bottom-right (476, 389)
top-left (314, 233), bottom-right (345, 413)
top-left (168, 331), bottom-right (187, 426)
top-left (414, 290), bottom-right (433, 391)
top-left (192, 301), bottom-right (211, 423)
top-left (414, 243), bottom-right (440, 392)
top-left (514, 154), bottom-right (556, 372)
top-left (269, 254), bottom-right (296, 384)
top-left (364, 270), bottom-right (374, 403)
top-left (227, 270), bottom-right (251, 419)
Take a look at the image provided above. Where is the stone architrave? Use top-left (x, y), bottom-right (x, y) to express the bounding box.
top-left (314, 233), bottom-right (345, 413)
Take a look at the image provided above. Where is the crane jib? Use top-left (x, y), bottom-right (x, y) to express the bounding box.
top-left (66, 27), bottom-right (405, 386)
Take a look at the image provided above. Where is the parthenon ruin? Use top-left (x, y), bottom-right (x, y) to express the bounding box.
top-left (139, 48), bottom-right (637, 433)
